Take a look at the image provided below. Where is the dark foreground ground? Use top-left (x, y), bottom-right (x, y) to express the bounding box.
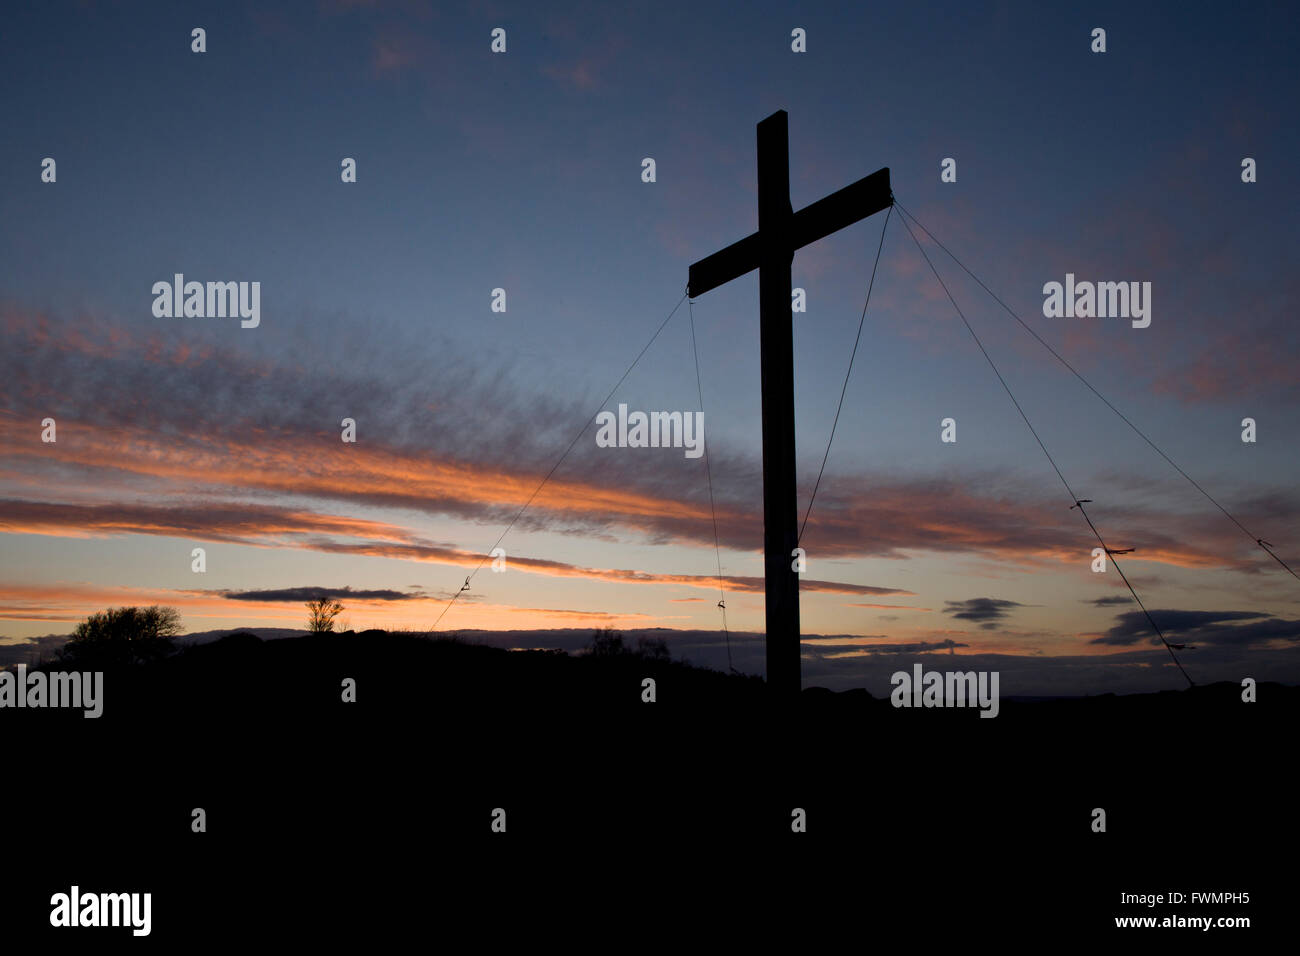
top-left (3, 631), bottom-right (1290, 946)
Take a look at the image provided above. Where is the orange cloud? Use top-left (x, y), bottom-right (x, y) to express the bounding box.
top-left (0, 408), bottom-right (1246, 575)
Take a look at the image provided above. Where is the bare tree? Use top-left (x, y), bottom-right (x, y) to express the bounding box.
top-left (306, 598), bottom-right (345, 634)
top-left (586, 627), bottom-right (628, 656)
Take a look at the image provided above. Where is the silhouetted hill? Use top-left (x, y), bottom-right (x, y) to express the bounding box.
top-left (10, 627), bottom-right (1293, 728)
top-left (6, 627), bottom-right (1292, 944)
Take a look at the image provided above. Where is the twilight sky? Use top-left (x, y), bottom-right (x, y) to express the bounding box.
top-left (2, 0), bottom-right (1298, 694)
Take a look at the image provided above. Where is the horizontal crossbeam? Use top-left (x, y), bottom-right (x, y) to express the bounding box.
top-left (687, 167), bottom-right (891, 297)
top-left (687, 234), bottom-right (761, 298)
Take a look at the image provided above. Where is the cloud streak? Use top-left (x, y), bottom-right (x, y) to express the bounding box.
top-left (944, 597), bottom-right (1025, 629)
top-left (219, 586), bottom-right (425, 603)
top-left (4, 304), bottom-right (1291, 583)
top-left (1092, 608), bottom-right (1300, 648)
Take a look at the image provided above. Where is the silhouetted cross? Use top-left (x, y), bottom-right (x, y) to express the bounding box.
top-left (688, 110), bottom-right (891, 698)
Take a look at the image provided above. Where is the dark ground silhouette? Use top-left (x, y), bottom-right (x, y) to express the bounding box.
top-left (5, 629), bottom-right (1289, 944)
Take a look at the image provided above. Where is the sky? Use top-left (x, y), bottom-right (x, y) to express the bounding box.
top-left (1, 0), bottom-right (1298, 694)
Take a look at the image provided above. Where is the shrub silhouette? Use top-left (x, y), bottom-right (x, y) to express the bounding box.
top-left (59, 605), bottom-right (181, 668)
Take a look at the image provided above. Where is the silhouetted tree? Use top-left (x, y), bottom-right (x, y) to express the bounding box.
top-left (59, 605), bottom-right (181, 668)
top-left (306, 598), bottom-right (344, 633)
top-left (586, 627), bottom-right (628, 656)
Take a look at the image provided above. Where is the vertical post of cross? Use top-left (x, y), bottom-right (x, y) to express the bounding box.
top-left (756, 112), bottom-right (802, 699)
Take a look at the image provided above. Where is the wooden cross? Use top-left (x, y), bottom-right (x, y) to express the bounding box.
top-left (688, 110), bottom-right (891, 698)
